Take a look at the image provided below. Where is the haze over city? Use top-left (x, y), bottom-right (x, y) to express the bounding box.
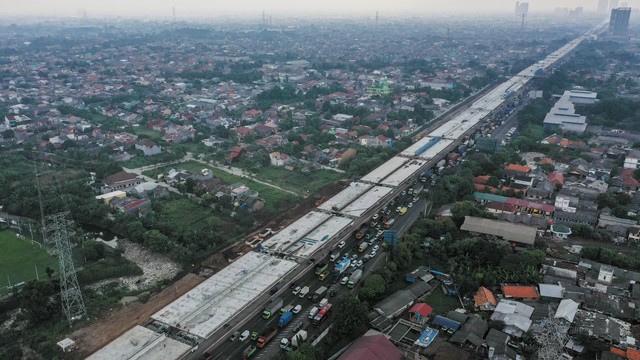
top-left (2, 0), bottom-right (636, 17)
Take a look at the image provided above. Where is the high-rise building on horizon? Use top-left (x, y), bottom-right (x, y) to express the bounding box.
top-left (609, 7), bottom-right (631, 36)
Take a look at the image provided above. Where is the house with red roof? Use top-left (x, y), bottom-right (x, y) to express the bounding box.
top-left (504, 164), bottom-right (531, 175)
top-left (548, 172), bottom-right (564, 186)
top-left (474, 286), bottom-right (497, 311)
top-left (227, 146), bottom-right (245, 163)
top-left (408, 303), bottom-right (433, 325)
top-left (501, 285), bottom-right (540, 299)
top-left (337, 330), bottom-right (402, 360)
top-left (234, 126), bottom-right (255, 141)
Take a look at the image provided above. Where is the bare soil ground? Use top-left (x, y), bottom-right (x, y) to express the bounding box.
top-left (69, 273), bottom-right (204, 359)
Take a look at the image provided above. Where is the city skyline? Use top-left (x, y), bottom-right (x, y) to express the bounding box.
top-left (2, 0), bottom-right (637, 18)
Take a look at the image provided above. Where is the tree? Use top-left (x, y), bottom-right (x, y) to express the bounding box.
top-left (2, 129), bottom-right (14, 139)
top-left (359, 274), bottom-right (386, 300)
top-left (332, 293), bottom-right (369, 340)
top-left (394, 243), bottom-right (413, 269)
top-left (19, 280), bottom-right (59, 324)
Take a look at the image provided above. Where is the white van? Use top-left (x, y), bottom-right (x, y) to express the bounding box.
top-left (318, 298), bottom-right (328, 308)
top-left (308, 306), bottom-right (319, 319)
top-left (239, 330), bottom-right (250, 342)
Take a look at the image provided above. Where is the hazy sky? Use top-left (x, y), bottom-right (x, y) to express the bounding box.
top-left (1, 0), bottom-right (608, 18)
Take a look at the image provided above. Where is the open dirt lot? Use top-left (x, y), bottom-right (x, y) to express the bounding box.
top-left (70, 273), bottom-right (204, 359)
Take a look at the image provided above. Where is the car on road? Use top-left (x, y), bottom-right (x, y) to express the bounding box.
top-left (351, 254), bottom-right (358, 260)
top-left (292, 304), bottom-right (302, 314)
top-left (372, 245), bottom-right (380, 252)
top-left (395, 206), bottom-right (401, 213)
top-left (399, 207), bottom-right (408, 215)
top-left (372, 213), bottom-right (380, 221)
top-left (270, 286), bottom-right (279, 295)
top-left (350, 261), bottom-right (357, 269)
top-left (356, 260), bottom-right (363, 268)
top-left (343, 252), bottom-right (350, 259)
top-left (340, 276), bottom-right (349, 285)
top-left (292, 286), bottom-right (301, 296)
top-left (338, 240), bottom-right (346, 248)
top-left (229, 330), bottom-right (240, 342)
top-left (401, 190), bottom-right (406, 196)
top-left (408, 202), bottom-right (414, 208)
top-left (384, 209), bottom-right (391, 216)
top-left (239, 330), bottom-right (250, 342)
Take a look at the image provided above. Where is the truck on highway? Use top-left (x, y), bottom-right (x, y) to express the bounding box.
top-left (278, 311), bottom-right (293, 328)
top-left (311, 286), bottom-right (328, 301)
top-left (358, 242), bottom-right (369, 253)
top-left (257, 327), bottom-right (278, 348)
top-left (280, 330), bottom-right (308, 351)
top-left (241, 345), bottom-right (257, 359)
top-left (333, 258), bottom-right (351, 276)
top-left (262, 297), bottom-right (283, 319)
top-left (298, 286), bottom-right (310, 298)
top-left (384, 218), bottom-right (395, 229)
top-left (347, 269), bottom-right (363, 289)
top-left (315, 262), bottom-right (328, 276)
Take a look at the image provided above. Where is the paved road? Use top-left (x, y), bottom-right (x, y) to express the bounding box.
top-left (190, 190), bottom-right (424, 360)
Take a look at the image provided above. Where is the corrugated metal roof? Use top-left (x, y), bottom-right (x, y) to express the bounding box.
top-left (460, 216), bottom-right (538, 245)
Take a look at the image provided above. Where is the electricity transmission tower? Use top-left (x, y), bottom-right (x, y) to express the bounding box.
top-left (45, 212), bottom-right (86, 325)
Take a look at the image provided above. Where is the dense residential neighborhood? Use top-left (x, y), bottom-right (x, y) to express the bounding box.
top-left (2, 6), bottom-right (640, 360)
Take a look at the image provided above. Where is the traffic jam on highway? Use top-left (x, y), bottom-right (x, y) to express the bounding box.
top-left (205, 186), bottom-right (427, 360)
top-left (88, 26), bottom-right (602, 360)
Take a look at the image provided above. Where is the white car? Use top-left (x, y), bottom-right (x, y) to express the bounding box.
top-left (338, 240), bottom-right (346, 249)
top-left (292, 304), bottom-right (302, 314)
top-left (356, 260), bottom-right (363, 268)
top-left (292, 286), bottom-right (301, 296)
top-left (340, 276), bottom-right (349, 285)
top-left (372, 213), bottom-right (380, 221)
top-left (372, 245), bottom-right (380, 252)
top-left (408, 202), bottom-right (414, 208)
top-left (370, 250), bottom-right (377, 257)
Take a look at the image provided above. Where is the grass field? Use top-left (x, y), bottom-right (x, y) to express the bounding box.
top-left (0, 230), bottom-right (59, 292)
top-left (253, 166), bottom-right (344, 194)
top-left (423, 288), bottom-right (462, 315)
top-left (143, 160), bottom-right (299, 212)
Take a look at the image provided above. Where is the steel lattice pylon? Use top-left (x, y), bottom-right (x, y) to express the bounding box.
top-left (45, 212), bottom-right (86, 325)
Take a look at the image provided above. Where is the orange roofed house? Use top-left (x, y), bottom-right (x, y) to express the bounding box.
top-left (474, 286), bottom-right (497, 311)
top-left (501, 285), bottom-right (540, 300)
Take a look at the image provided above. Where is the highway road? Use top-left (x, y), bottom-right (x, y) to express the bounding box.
top-left (191, 190), bottom-right (426, 360)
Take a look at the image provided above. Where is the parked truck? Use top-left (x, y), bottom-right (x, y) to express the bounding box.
top-left (333, 258), bottom-right (351, 276)
top-left (358, 242), bottom-right (369, 253)
top-left (298, 286), bottom-right (310, 298)
top-left (257, 327), bottom-right (278, 348)
top-left (241, 345), bottom-right (257, 359)
top-left (347, 269), bottom-right (363, 289)
top-left (311, 286), bottom-right (328, 301)
top-left (280, 330), bottom-right (308, 351)
top-left (278, 311), bottom-right (293, 328)
top-left (262, 297), bottom-right (283, 319)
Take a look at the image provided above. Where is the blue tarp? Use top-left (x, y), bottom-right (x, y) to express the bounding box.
top-left (432, 315), bottom-right (461, 331)
top-left (415, 327), bottom-right (439, 348)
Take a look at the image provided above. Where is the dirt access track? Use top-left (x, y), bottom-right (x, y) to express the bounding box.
top-left (69, 273), bottom-right (204, 360)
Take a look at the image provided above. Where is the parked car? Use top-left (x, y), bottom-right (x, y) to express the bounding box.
top-left (292, 286), bottom-right (301, 296)
top-left (338, 241), bottom-right (346, 248)
top-left (292, 305), bottom-right (302, 314)
top-left (239, 330), bottom-right (250, 342)
top-left (372, 245), bottom-right (380, 252)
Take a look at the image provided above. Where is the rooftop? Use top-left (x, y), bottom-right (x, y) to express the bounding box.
top-left (86, 325), bottom-right (192, 360)
top-left (151, 252), bottom-right (297, 339)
